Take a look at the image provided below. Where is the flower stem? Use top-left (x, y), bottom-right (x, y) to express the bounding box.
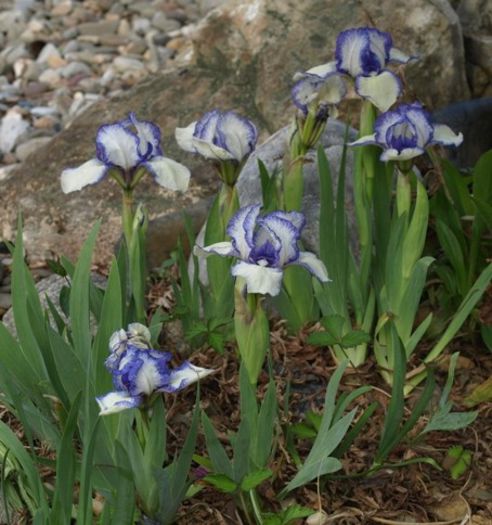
top-left (122, 189), bottom-right (134, 248)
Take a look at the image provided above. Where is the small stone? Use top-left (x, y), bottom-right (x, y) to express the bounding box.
top-left (98, 34), bottom-right (127, 46)
top-left (23, 81), bottom-right (48, 97)
top-left (151, 12), bottom-right (181, 32)
top-left (60, 61), bottom-right (92, 78)
top-left (117, 18), bottom-right (131, 37)
top-left (0, 109), bottom-right (30, 154)
top-left (37, 43), bottom-right (61, 64)
top-left (0, 293), bottom-right (12, 310)
top-left (51, 0), bottom-right (73, 16)
top-left (38, 68), bottom-right (62, 86)
top-left (0, 164), bottom-right (18, 182)
top-left (125, 39), bottom-right (147, 55)
top-left (33, 115), bottom-right (58, 129)
top-left (15, 136), bottom-right (52, 162)
top-left (31, 106), bottom-right (59, 117)
top-left (77, 20), bottom-right (119, 36)
top-left (47, 55), bottom-right (67, 69)
top-left (113, 56), bottom-right (146, 72)
top-left (132, 17), bottom-right (151, 35)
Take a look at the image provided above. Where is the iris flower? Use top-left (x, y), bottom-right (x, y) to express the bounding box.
top-left (61, 112), bottom-right (190, 193)
top-left (194, 205), bottom-right (329, 296)
top-left (97, 325), bottom-right (213, 415)
top-left (175, 109), bottom-right (258, 163)
top-left (349, 102), bottom-right (463, 162)
top-left (293, 27), bottom-right (415, 113)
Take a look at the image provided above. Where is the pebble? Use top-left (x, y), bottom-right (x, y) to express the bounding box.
top-left (0, 0), bottom-right (223, 189)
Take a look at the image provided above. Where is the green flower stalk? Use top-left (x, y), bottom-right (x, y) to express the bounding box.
top-left (61, 113), bottom-right (191, 322)
top-left (194, 205), bottom-right (329, 383)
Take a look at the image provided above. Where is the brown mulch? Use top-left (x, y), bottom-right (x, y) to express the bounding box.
top-left (166, 320), bottom-right (492, 525)
top-left (1, 266), bottom-right (491, 524)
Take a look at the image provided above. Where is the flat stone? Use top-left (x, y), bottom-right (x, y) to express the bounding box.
top-left (0, 110), bottom-right (29, 154)
top-left (60, 60), bottom-right (92, 78)
top-left (113, 56), bottom-right (146, 72)
top-left (38, 68), bottom-right (62, 86)
top-left (15, 136), bottom-right (52, 162)
top-left (151, 12), bottom-right (181, 33)
top-left (77, 20), bottom-right (119, 36)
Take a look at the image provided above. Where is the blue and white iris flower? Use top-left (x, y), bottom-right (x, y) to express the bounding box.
top-left (349, 102), bottom-right (463, 162)
top-left (97, 334), bottom-right (213, 416)
top-left (61, 112), bottom-right (190, 193)
top-left (293, 27), bottom-right (415, 113)
top-left (175, 110), bottom-right (258, 163)
top-left (194, 205), bottom-right (330, 296)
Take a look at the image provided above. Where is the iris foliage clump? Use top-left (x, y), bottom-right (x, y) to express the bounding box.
top-left (0, 26), bottom-right (490, 524)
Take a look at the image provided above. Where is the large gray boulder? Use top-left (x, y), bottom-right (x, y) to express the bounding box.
top-left (0, 0), bottom-right (470, 267)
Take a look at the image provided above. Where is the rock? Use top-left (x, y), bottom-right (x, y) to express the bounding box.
top-left (193, 119), bottom-right (357, 284)
top-left (0, 109), bottom-right (29, 154)
top-left (38, 68), bottom-right (62, 87)
top-left (1, 273), bottom-right (107, 337)
top-left (0, 293), bottom-right (12, 310)
top-left (112, 56), bottom-right (146, 72)
top-left (456, 0), bottom-right (492, 33)
top-left (151, 12), bottom-right (181, 33)
top-left (77, 20), bottom-right (119, 36)
top-left (237, 119), bottom-right (356, 254)
top-left (60, 61), bottom-right (92, 78)
top-left (432, 98), bottom-right (492, 167)
top-left (36, 42), bottom-right (62, 64)
top-left (456, 0), bottom-right (492, 97)
top-left (0, 0), bottom-right (472, 266)
top-left (15, 136), bottom-right (52, 162)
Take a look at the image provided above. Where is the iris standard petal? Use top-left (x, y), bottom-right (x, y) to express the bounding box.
top-left (430, 124), bottom-right (463, 147)
top-left (60, 158), bottom-right (108, 193)
top-left (380, 147), bottom-right (425, 162)
top-left (193, 241), bottom-right (236, 258)
top-left (96, 391), bottom-right (142, 415)
top-left (127, 112), bottom-right (162, 157)
top-left (231, 261), bottom-right (284, 296)
top-left (291, 77), bottom-right (323, 112)
top-left (257, 213), bottom-right (302, 266)
top-left (175, 121), bottom-right (198, 153)
top-left (144, 156), bottom-right (191, 191)
top-left (355, 70), bottom-right (402, 112)
top-left (403, 104), bottom-right (433, 147)
top-left (164, 362), bottom-right (214, 392)
top-left (96, 123), bottom-right (141, 170)
top-left (335, 28), bottom-right (369, 76)
top-left (215, 112), bottom-right (258, 162)
top-left (295, 252), bottom-right (330, 282)
top-left (194, 110), bottom-right (221, 143)
top-left (226, 204), bottom-right (261, 259)
top-left (373, 109), bottom-right (402, 145)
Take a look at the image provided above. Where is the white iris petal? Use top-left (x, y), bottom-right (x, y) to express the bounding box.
top-left (60, 159), bottom-right (108, 194)
top-left (97, 124), bottom-right (140, 169)
top-left (145, 157), bottom-right (191, 191)
top-left (355, 71), bottom-right (401, 112)
top-left (231, 261), bottom-right (284, 296)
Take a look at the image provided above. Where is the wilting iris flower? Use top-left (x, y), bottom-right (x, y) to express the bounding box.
top-left (61, 112), bottom-right (190, 193)
top-left (349, 102), bottom-right (463, 162)
top-left (105, 322), bottom-right (152, 371)
top-left (292, 63), bottom-right (347, 115)
top-left (194, 205), bottom-right (329, 296)
top-left (97, 345), bottom-right (213, 416)
top-left (293, 27), bottom-right (415, 113)
top-left (175, 109), bottom-right (258, 163)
